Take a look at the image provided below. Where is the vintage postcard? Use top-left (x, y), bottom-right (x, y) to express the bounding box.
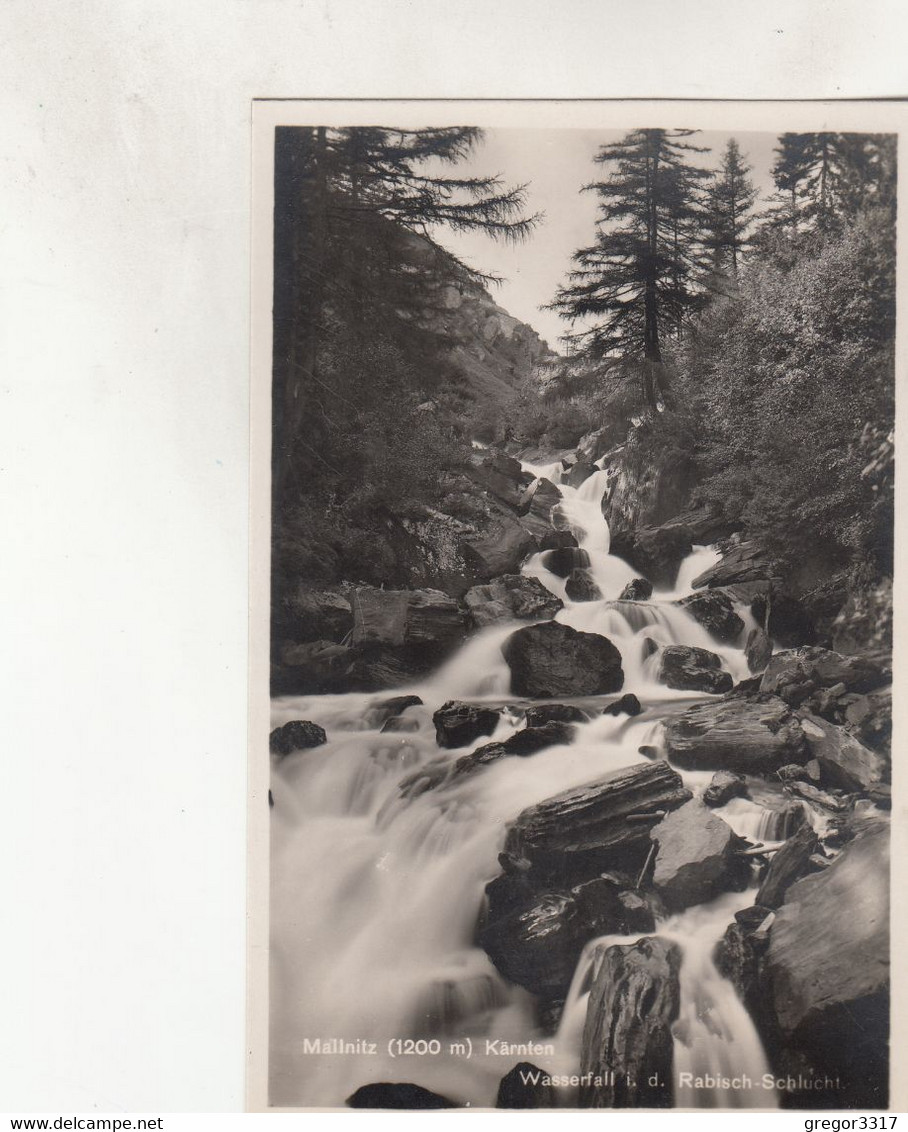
top-left (248, 100), bottom-right (904, 1112)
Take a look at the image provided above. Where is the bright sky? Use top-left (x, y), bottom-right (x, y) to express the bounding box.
top-left (432, 128), bottom-right (779, 351)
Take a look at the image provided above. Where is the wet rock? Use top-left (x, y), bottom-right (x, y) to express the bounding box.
top-left (745, 627), bottom-right (774, 674)
top-left (649, 800), bottom-right (747, 912)
top-left (346, 1083), bottom-right (458, 1109)
top-left (518, 477), bottom-right (562, 538)
top-left (432, 700), bottom-right (502, 749)
top-left (503, 621), bottom-right (624, 698)
top-left (541, 546), bottom-right (590, 579)
top-left (714, 923), bottom-right (761, 1013)
top-left (702, 770), bottom-right (747, 807)
top-left (867, 783), bottom-right (892, 810)
top-left (480, 874), bottom-right (644, 1001)
top-left (663, 694), bottom-right (808, 774)
top-left (755, 825), bottom-right (820, 908)
top-left (524, 703), bottom-right (590, 728)
top-left (691, 539), bottom-right (775, 589)
top-left (269, 719), bottom-right (327, 755)
top-left (609, 527), bottom-right (693, 589)
top-left (580, 937), bottom-right (681, 1108)
top-left (618, 577), bottom-right (653, 601)
top-left (496, 1062), bottom-right (556, 1108)
top-left (503, 760), bottom-right (691, 882)
top-left (641, 637), bottom-right (659, 660)
top-left (380, 716), bottom-right (420, 733)
top-left (751, 591), bottom-right (816, 647)
top-left (657, 645), bottom-right (733, 695)
top-left (538, 529), bottom-right (578, 552)
top-left (276, 587), bottom-right (353, 643)
top-left (565, 568), bottom-right (602, 602)
top-left (760, 647), bottom-right (888, 708)
top-left (603, 693), bottom-right (642, 717)
top-left (347, 646), bottom-right (432, 691)
top-left (762, 826), bottom-right (889, 1107)
top-left (565, 458), bottom-right (596, 488)
top-left (371, 694), bottom-right (424, 723)
top-left (796, 712), bottom-right (888, 792)
top-left (464, 574), bottom-right (563, 628)
top-left (675, 590), bottom-right (745, 643)
top-left (453, 721), bottom-right (574, 779)
top-left (461, 514), bottom-right (538, 579)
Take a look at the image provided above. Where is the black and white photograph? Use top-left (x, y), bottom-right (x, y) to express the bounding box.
top-left (252, 103), bottom-right (897, 1112)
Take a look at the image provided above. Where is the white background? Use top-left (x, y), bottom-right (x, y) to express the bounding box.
top-left (2, 0), bottom-right (906, 1114)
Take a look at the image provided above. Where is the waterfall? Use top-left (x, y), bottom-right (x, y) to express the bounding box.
top-left (269, 455), bottom-right (778, 1109)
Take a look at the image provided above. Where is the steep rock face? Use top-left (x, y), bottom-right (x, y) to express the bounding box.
top-left (762, 825), bottom-right (889, 1107)
top-left (580, 937), bottom-right (681, 1108)
top-left (503, 760), bottom-right (691, 882)
top-left (649, 800), bottom-right (746, 911)
top-left (464, 574), bottom-right (563, 628)
top-left (502, 621), bottom-right (624, 698)
top-left (663, 694), bottom-right (808, 774)
top-left (745, 627), bottom-right (773, 674)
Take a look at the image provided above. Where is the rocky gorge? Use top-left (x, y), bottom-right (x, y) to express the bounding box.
top-left (268, 440), bottom-right (892, 1111)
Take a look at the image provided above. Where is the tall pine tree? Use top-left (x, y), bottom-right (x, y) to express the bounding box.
top-left (702, 138), bottom-right (757, 284)
top-left (549, 128), bottom-right (710, 413)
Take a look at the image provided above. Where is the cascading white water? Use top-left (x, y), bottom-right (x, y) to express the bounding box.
top-left (270, 454), bottom-right (777, 1108)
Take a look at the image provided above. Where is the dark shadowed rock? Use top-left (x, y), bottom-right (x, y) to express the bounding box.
top-left (541, 546), bottom-right (591, 578)
top-left (466, 449), bottom-right (526, 510)
top-left (524, 703), bottom-right (590, 728)
top-left (603, 693), bottom-right (643, 717)
top-left (480, 872), bottom-right (653, 1001)
top-left (565, 568), bottom-right (602, 602)
top-left (370, 694), bottom-right (424, 723)
top-left (832, 578), bottom-right (892, 656)
top-left (346, 1083), bottom-right (458, 1109)
top-left (269, 719), bottom-right (327, 755)
top-left (663, 694), bottom-right (808, 774)
top-left (518, 477), bottom-right (562, 538)
top-left (496, 1062), bottom-right (556, 1108)
top-left (762, 825), bottom-right (889, 1106)
top-left (657, 645), bottom-right (733, 694)
top-left (272, 639), bottom-right (352, 694)
top-left (751, 591), bottom-right (817, 647)
top-left (650, 800), bottom-right (747, 911)
top-left (619, 577), bottom-right (653, 602)
top-left (580, 937), bottom-right (681, 1108)
top-left (703, 770), bottom-right (747, 807)
top-left (453, 721), bottom-right (574, 779)
top-left (692, 539), bottom-right (775, 589)
top-left (565, 459), bottom-right (596, 488)
top-left (755, 825), bottom-right (819, 908)
top-left (610, 527), bottom-right (692, 589)
top-left (503, 621), bottom-right (624, 698)
top-left (538, 528), bottom-right (579, 552)
top-left (464, 574), bottom-right (563, 628)
top-left (278, 587), bottom-right (353, 643)
top-left (380, 716), bottom-right (420, 733)
top-left (351, 586), bottom-right (466, 650)
top-left (761, 647), bottom-right (888, 707)
top-left (432, 700), bottom-right (502, 749)
top-left (745, 627), bottom-right (774, 674)
top-left (844, 691), bottom-right (892, 756)
top-left (503, 760), bottom-right (691, 882)
top-left (796, 712), bottom-right (888, 792)
top-left (675, 590), bottom-right (745, 643)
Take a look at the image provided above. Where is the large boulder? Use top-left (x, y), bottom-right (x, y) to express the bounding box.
top-left (657, 645), bottom-right (733, 695)
top-left (674, 590), bottom-right (744, 643)
top-left (751, 591), bottom-right (817, 647)
top-left (518, 477), bottom-right (563, 539)
top-left (565, 568), bottom-right (602, 602)
top-left (432, 700), bottom-right (501, 749)
top-left (760, 647), bottom-right (888, 707)
top-left (461, 515), bottom-right (538, 579)
top-left (691, 539), bottom-right (775, 589)
top-left (453, 721), bottom-right (574, 779)
top-left (271, 639), bottom-right (352, 694)
top-left (663, 694), bottom-right (808, 774)
top-left (464, 574), bottom-right (563, 628)
top-left (540, 546), bottom-right (590, 579)
top-left (796, 712), bottom-right (888, 793)
top-left (351, 586), bottom-right (466, 652)
top-left (702, 770), bottom-right (747, 807)
top-left (762, 825), bottom-right (889, 1107)
top-left (496, 1063), bottom-right (557, 1109)
top-left (503, 760), bottom-right (691, 883)
top-left (503, 621), bottom-right (624, 698)
top-left (564, 458), bottom-right (596, 488)
top-left (346, 1083), bottom-right (457, 1109)
top-left (275, 587), bottom-right (353, 643)
top-left (480, 873), bottom-right (655, 1002)
top-left (466, 449), bottom-right (527, 510)
top-left (269, 719), bottom-right (327, 755)
top-left (609, 527), bottom-right (692, 589)
top-left (745, 627), bottom-right (773, 674)
top-left (649, 800), bottom-right (747, 911)
top-left (580, 937), bottom-right (681, 1108)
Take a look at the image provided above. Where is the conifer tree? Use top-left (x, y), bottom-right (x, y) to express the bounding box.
top-left (702, 138), bottom-right (757, 283)
top-left (549, 128), bottom-right (710, 413)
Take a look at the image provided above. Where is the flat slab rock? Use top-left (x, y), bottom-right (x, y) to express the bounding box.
top-left (504, 759), bottom-right (691, 882)
top-left (650, 799), bottom-right (747, 911)
top-left (663, 693), bottom-right (808, 774)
